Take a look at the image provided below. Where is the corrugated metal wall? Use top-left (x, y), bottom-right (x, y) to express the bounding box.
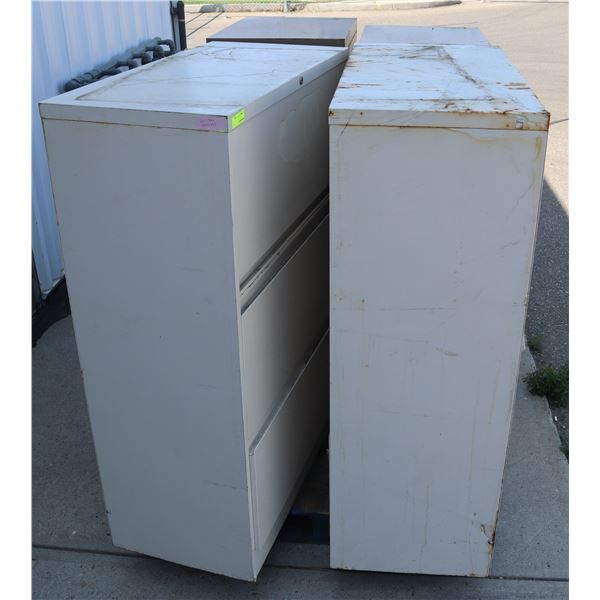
top-left (32, 0), bottom-right (174, 295)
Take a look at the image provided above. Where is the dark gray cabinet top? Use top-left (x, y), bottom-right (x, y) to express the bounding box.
top-left (207, 16), bottom-right (357, 48)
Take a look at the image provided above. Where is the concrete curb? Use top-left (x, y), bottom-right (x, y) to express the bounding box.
top-left (191, 0), bottom-right (460, 14)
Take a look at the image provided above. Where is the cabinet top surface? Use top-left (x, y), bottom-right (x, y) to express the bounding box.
top-left (359, 25), bottom-right (489, 46)
top-left (40, 42), bottom-right (347, 132)
top-left (207, 16), bottom-right (357, 47)
top-left (329, 44), bottom-right (549, 131)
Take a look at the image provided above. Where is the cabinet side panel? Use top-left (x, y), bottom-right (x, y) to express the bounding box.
top-left (329, 125), bottom-right (547, 576)
top-left (42, 119), bottom-right (254, 580)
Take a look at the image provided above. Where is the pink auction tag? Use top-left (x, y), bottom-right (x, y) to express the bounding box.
top-left (194, 115), bottom-right (227, 132)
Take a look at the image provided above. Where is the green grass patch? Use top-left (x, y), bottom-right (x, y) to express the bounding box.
top-left (527, 333), bottom-right (543, 353)
top-left (523, 363), bottom-right (569, 408)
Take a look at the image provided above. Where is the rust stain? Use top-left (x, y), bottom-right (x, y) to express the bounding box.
top-left (534, 136), bottom-right (543, 160)
top-left (543, 110), bottom-right (551, 130)
top-left (480, 515), bottom-right (498, 559)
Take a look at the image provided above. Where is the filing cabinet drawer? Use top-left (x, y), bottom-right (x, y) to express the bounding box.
top-left (241, 216), bottom-right (328, 443)
top-left (249, 333), bottom-right (328, 551)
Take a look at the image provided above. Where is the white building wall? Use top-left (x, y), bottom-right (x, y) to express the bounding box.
top-left (32, 0), bottom-right (173, 294)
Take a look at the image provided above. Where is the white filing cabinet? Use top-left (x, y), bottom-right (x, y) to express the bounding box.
top-left (329, 43), bottom-right (548, 576)
top-left (40, 42), bottom-right (347, 581)
top-left (359, 25), bottom-right (489, 45)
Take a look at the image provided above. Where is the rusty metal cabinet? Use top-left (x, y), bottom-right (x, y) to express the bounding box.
top-left (329, 42), bottom-right (548, 576)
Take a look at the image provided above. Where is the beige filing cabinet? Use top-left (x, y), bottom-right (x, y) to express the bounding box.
top-left (40, 42), bottom-right (348, 581)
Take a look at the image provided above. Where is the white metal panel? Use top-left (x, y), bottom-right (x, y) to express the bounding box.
top-left (40, 43), bottom-right (348, 132)
top-left (329, 44), bottom-right (548, 131)
top-left (359, 25), bottom-right (489, 46)
top-left (32, 0), bottom-right (173, 294)
top-left (329, 124), bottom-right (547, 576)
top-left (42, 117), bottom-right (255, 580)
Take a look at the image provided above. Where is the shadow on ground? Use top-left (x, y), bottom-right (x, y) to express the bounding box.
top-left (525, 178), bottom-right (569, 446)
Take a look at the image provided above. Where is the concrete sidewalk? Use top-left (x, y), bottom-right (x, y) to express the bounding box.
top-left (32, 317), bottom-right (568, 598)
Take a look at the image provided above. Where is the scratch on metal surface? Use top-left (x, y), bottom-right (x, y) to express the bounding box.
top-left (498, 237), bottom-right (526, 251)
top-left (437, 46), bottom-right (485, 89)
top-left (338, 83), bottom-right (383, 89)
top-left (418, 484), bottom-right (430, 568)
top-left (201, 480), bottom-right (242, 492)
top-left (434, 346), bottom-right (458, 357)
